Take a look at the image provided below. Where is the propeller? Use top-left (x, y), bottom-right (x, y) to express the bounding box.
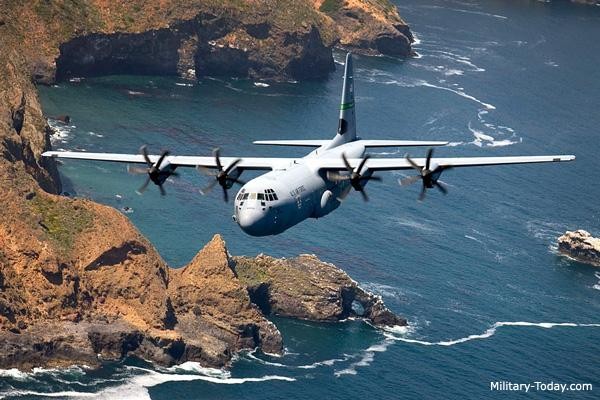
top-left (400, 148), bottom-right (448, 201)
top-left (127, 145), bottom-right (178, 196)
top-left (197, 148), bottom-right (246, 202)
top-left (328, 153), bottom-right (381, 202)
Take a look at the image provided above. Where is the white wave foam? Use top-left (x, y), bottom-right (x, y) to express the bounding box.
top-left (0, 365), bottom-right (295, 399)
top-left (387, 321), bottom-right (600, 347)
top-left (334, 339), bottom-right (393, 377)
top-left (244, 350), bottom-right (348, 370)
top-left (391, 216), bottom-right (440, 233)
top-left (0, 368), bottom-right (29, 380)
top-left (419, 81), bottom-right (495, 110)
top-left (163, 362), bottom-right (229, 378)
top-left (593, 272), bottom-right (600, 291)
top-left (175, 82), bottom-right (194, 87)
top-left (412, 32), bottom-right (422, 46)
top-left (253, 82), bottom-right (270, 88)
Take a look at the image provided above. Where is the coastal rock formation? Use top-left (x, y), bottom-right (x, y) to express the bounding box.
top-left (4, 0), bottom-right (413, 84)
top-left (558, 230), bottom-right (600, 267)
top-left (318, 0), bottom-right (414, 56)
top-left (234, 254), bottom-right (407, 327)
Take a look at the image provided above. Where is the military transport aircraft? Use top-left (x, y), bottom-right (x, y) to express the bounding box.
top-left (43, 53), bottom-right (575, 236)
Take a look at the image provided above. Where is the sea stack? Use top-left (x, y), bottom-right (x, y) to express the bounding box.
top-left (558, 230), bottom-right (600, 267)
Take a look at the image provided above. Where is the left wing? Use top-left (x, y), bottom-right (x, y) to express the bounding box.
top-left (42, 151), bottom-right (296, 171)
top-left (316, 155), bottom-right (575, 171)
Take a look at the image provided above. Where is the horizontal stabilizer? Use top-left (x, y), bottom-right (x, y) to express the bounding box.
top-left (358, 140), bottom-right (449, 147)
top-left (253, 140), bottom-right (329, 147)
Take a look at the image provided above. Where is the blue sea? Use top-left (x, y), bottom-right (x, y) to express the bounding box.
top-left (3, 0), bottom-right (600, 398)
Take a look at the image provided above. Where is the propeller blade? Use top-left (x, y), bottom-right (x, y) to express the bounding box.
top-left (337, 186), bottom-right (352, 201)
top-left (419, 185), bottom-right (427, 201)
top-left (140, 145), bottom-right (152, 167)
top-left (406, 155), bottom-right (422, 172)
top-left (425, 148), bottom-right (433, 170)
top-left (128, 165), bottom-right (148, 175)
top-left (400, 175), bottom-right (421, 186)
top-left (231, 178), bottom-right (246, 186)
top-left (155, 150), bottom-right (170, 169)
top-left (196, 165), bottom-right (217, 176)
top-left (341, 153), bottom-right (353, 173)
top-left (356, 154), bottom-right (370, 175)
top-left (213, 148), bottom-right (222, 171)
top-left (199, 179), bottom-right (218, 195)
top-left (224, 158), bottom-right (242, 174)
top-left (137, 177), bottom-right (151, 195)
top-left (222, 186), bottom-right (229, 202)
top-left (359, 189), bottom-right (369, 202)
top-left (434, 181), bottom-right (448, 195)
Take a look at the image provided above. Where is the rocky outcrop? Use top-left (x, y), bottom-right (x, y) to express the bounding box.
top-left (233, 254), bottom-right (407, 327)
top-left (319, 0), bottom-right (414, 56)
top-left (4, 1), bottom-right (412, 85)
top-left (0, 226), bottom-right (284, 370)
top-left (558, 230), bottom-right (600, 267)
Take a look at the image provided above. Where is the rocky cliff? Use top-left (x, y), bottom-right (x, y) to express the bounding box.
top-left (3, 0), bottom-right (413, 84)
top-left (234, 254), bottom-right (406, 327)
top-left (558, 230), bottom-right (600, 267)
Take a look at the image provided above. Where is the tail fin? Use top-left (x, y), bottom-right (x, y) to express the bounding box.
top-left (329, 53), bottom-right (356, 148)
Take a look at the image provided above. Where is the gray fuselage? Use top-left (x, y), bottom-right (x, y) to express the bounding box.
top-left (234, 142), bottom-right (366, 236)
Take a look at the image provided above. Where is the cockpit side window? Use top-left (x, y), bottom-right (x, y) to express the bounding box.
top-left (250, 193), bottom-right (257, 200)
top-left (257, 193), bottom-right (264, 200)
top-left (242, 193), bottom-right (249, 200)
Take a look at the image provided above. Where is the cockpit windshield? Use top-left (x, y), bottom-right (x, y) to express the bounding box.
top-left (236, 188), bottom-right (278, 202)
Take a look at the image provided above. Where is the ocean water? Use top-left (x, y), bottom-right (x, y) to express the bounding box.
top-left (4, 0), bottom-right (600, 398)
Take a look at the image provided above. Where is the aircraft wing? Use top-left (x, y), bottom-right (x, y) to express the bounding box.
top-left (42, 151), bottom-right (296, 171)
top-left (317, 155), bottom-right (575, 171)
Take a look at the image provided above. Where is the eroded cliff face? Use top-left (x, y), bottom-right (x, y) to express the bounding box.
top-left (233, 254), bottom-right (407, 327)
top-left (3, 0), bottom-right (412, 84)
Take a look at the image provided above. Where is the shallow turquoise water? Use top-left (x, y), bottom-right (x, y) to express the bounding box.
top-left (3, 0), bottom-right (600, 398)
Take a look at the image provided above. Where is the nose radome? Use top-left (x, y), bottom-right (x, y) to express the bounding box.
top-left (237, 209), bottom-right (269, 236)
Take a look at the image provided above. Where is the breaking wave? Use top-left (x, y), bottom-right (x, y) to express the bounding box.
top-left (0, 365), bottom-right (295, 400)
top-left (385, 321), bottom-right (600, 347)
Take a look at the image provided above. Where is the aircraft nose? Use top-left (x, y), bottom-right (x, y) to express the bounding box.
top-left (237, 208), bottom-right (270, 236)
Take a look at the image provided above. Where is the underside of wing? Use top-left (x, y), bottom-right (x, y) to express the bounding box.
top-left (317, 155), bottom-right (576, 171)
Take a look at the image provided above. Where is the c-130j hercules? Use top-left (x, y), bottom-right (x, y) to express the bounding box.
top-left (44, 53), bottom-right (574, 236)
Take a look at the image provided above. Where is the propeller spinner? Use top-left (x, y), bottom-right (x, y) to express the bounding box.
top-left (197, 148), bottom-right (246, 202)
top-left (400, 148), bottom-right (449, 201)
top-left (127, 145), bottom-right (178, 196)
top-left (328, 153), bottom-right (381, 201)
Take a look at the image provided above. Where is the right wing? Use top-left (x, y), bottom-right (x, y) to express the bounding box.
top-left (253, 139), bottom-right (449, 147)
top-left (315, 155), bottom-right (576, 171)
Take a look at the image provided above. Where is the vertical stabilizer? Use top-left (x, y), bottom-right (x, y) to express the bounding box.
top-left (329, 53), bottom-right (357, 148)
